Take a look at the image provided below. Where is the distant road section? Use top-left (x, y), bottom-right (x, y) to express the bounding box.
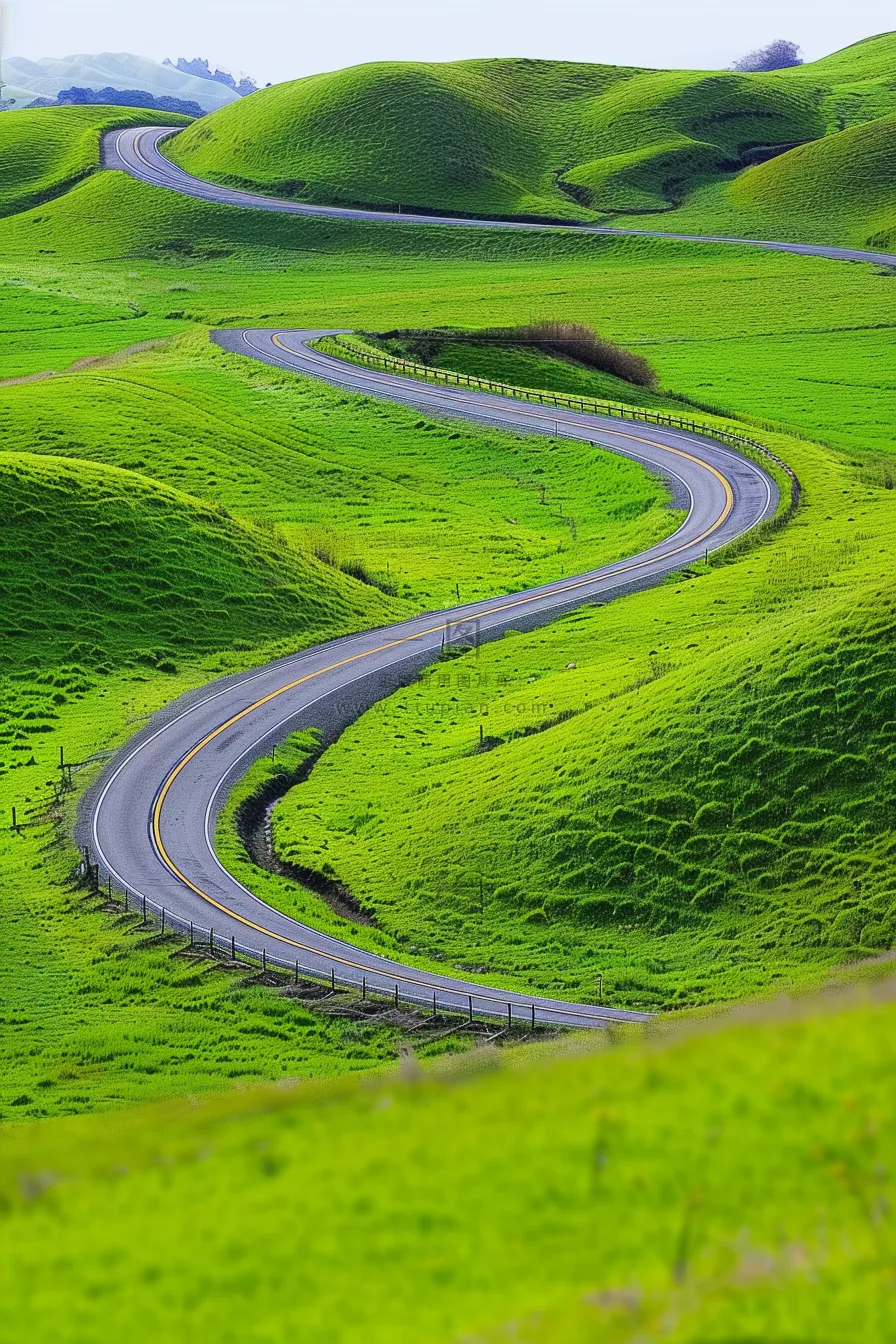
top-left (83, 326), bottom-right (778, 1030)
top-left (104, 125), bottom-right (896, 267)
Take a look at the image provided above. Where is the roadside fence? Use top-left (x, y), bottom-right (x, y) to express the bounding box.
top-left (324, 336), bottom-right (801, 515)
top-left (74, 846), bottom-right (626, 1033)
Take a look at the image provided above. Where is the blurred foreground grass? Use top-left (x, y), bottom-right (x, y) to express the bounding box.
top-left (2, 979), bottom-right (896, 1340)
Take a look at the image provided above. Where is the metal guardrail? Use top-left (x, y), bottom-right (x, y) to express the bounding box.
top-left (74, 849), bottom-right (626, 1031)
top-left (324, 337), bottom-right (801, 514)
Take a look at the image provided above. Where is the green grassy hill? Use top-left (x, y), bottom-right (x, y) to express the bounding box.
top-left (168, 58), bottom-right (633, 219)
top-left (0, 105), bottom-right (190, 218)
top-left (0, 449), bottom-right (401, 780)
top-left (668, 112), bottom-right (896, 248)
top-left (0, 450), bottom-right (399, 676)
top-left (165, 34), bottom-right (896, 224)
top-left (3, 982), bottom-right (896, 1341)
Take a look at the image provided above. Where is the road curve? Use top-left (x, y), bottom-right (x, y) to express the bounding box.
top-left (82, 327), bottom-right (778, 1029)
top-left (103, 125), bottom-right (896, 268)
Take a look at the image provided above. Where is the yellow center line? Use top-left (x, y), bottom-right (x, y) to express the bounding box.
top-left (149, 332), bottom-right (736, 1015)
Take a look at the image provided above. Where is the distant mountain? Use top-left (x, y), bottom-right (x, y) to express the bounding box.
top-left (164, 57), bottom-right (258, 97)
top-left (0, 52), bottom-right (240, 112)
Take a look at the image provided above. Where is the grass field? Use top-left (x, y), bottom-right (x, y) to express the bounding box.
top-left (3, 980), bottom-right (896, 1340)
top-left (0, 328), bottom-right (676, 613)
top-left (165, 33), bottom-right (896, 230)
top-left (2, 168), bottom-right (894, 459)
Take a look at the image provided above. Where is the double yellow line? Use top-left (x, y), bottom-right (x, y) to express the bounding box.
top-left (150, 339), bottom-right (734, 1011)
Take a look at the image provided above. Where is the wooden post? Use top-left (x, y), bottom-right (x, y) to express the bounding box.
top-left (362, 974), bottom-right (366, 1000)
top-left (189, 920), bottom-right (194, 945)
top-left (507, 1002), bottom-right (512, 1029)
top-left (11, 806), bottom-right (17, 831)
top-left (432, 991), bottom-right (437, 1018)
top-left (394, 983), bottom-right (399, 1009)
top-left (295, 959), bottom-right (299, 985)
top-left (209, 927), bottom-right (214, 952)
top-left (331, 966), bottom-right (336, 991)
top-left (262, 947), bottom-right (267, 973)
top-left (468, 994), bottom-right (473, 1023)
top-left (161, 908), bottom-right (166, 934)
top-left (531, 1003), bottom-right (535, 1029)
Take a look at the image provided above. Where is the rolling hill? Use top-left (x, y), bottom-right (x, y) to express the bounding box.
top-left (0, 105), bottom-right (190, 217)
top-left (0, 451), bottom-right (399, 675)
top-left (166, 33), bottom-right (896, 225)
top-left (269, 408), bottom-right (896, 1008)
top-left (1, 51), bottom-right (239, 112)
top-left (0, 450), bottom-right (401, 781)
top-left (667, 111), bottom-right (896, 247)
top-left (1, 62), bottom-right (896, 1329)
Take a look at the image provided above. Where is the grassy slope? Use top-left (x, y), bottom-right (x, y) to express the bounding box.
top-left (167, 58), bottom-right (634, 219)
top-left (0, 450), bottom-right (399, 683)
top-left (3, 985), bottom-right (896, 1340)
top-left (0, 105), bottom-right (189, 218)
top-left (0, 329), bottom-right (675, 613)
top-left (165, 35), bottom-right (896, 224)
top-left (0, 674), bottom-right (416, 1120)
top-left (0, 440), bottom-right (413, 1119)
top-left (660, 111), bottom-right (896, 248)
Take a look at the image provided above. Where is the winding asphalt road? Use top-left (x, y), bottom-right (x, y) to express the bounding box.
top-left (80, 126), bottom-right (813, 1028)
top-left (104, 125), bottom-right (896, 267)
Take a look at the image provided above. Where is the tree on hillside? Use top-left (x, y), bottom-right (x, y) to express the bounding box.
top-left (52, 86), bottom-right (204, 117)
top-left (732, 39), bottom-right (803, 72)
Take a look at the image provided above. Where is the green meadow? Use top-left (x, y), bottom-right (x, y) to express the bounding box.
top-left (4, 982), bottom-right (896, 1342)
top-left (0, 54), bottom-right (894, 1332)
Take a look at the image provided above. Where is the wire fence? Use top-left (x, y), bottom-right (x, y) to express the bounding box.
top-left (324, 337), bottom-right (801, 515)
top-left (73, 848), bottom-right (629, 1032)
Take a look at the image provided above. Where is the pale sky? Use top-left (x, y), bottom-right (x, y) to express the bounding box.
top-left (6, 0), bottom-right (894, 84)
